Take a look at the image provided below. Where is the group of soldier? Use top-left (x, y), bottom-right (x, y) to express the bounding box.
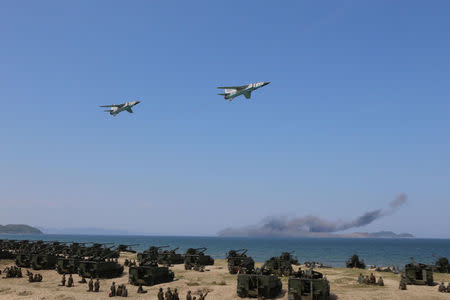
top-left (60, 274), bottom-right (75, 287)
top-left (109, 281), bottom-right (129, 297)
top-left (2, 266), bottom-right (23, 278)
top-left (438, 282), bottom-right (450, 293)
top-left (357, 273), bottom-right (384, 286)
top-left (27, 270), bottom-right (42, 282)
top-left (156, 287), bottom-right (208, 300)
top-left (60, 273), bottom-right (101, 292)
top-left (124, 259), bottom-right (137, 267)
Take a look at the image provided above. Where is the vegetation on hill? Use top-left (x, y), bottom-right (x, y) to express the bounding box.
top-left (0, 224), bottom-right (42, 234)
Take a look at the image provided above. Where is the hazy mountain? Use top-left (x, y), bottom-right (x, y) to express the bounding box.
top-left (0, 224), bottom-right (42, 234)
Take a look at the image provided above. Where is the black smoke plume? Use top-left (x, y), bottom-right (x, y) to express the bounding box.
top-left (219, 194), bottom-right (407, 237)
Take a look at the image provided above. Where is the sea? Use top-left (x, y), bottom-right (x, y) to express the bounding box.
top-left (1, 234), bottom-right (449, 268)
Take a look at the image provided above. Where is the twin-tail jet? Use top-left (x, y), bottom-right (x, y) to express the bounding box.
top-left (217, 81), bottom-right (270, 101)
top-left (100, 101), bottom-right (141, 116)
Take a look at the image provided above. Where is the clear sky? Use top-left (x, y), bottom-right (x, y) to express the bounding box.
top-left (1, 1), bottom-right (449, 238)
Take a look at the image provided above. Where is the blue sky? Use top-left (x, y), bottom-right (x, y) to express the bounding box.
top-left (0, 1), bottom-right (449, 237)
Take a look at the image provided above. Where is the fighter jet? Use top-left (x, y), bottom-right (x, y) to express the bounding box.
top-left (100, 101), bottom-right (141, 116)
top-left (217, 81), bottom-right (270, 101)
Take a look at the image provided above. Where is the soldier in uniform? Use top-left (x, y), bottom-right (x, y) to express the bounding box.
top-left (110, 282), bottom-right (116, 297)
top-left (369, 273), bottom-right (376, 284)
top-left (116, 284), bottom-right (122, 296)
top-left (28, 272), bottom-right (34, 282)
top-left (158, 287), bottom-right (164, 300)
top-left (186, 290), bottom-right (192, 300)
top-left (122, 285), bottom-right (128, 297)
top-left (88, 278), bottom-right (94, 292)
top-left (399, 275), bottom-right (407, 290)
top-left (173, 288), bottom-right (179, 300)
top-left (137, 284), bottom-right (147, 294)
top-left (358, 273), bottom-right (364, 284)
top-left (94, 278), bottom-right (100, 292)
top-left (438, 282), bottom-right (446, 292)
top-left (447, 282), bottom-right (450, 293)
top-left (378, 276), bottom-right (384, 286)
top-left (60, 274), bottom-right (66, 286)
top-left (165, 287), bottom-right (173, 300)
top-left (67, 274), bottom-right (74, 287)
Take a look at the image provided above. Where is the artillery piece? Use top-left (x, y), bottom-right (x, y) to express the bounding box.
top-left (288, 269), bottom-right (330, 300)
top-left (226, 249), bottom-right (255, 274)
top-left (130, 247), bottom-right (174, 286)
top-left (117, 244), bottom-right (138, 253)
top-left (157, 247), bottom-right (185, 266)
top-left (346, 254), bottom-right (366, 269)
top-left (261, 254), bottom-right (294, 276)
top-left (184, 247), bottom-right (214, 271)
top-left (402, 258), bottom-right (434, 286)
top-left (77, 246), bottom-right (123, 278)
top-left (237, 273), bottom-right (282, 298)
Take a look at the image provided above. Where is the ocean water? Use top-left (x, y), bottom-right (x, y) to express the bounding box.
top-left (1, 234), bottom-right (449, 268)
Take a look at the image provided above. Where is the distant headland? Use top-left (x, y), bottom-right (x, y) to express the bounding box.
top-left (0, 224), bottom-right (42, 234)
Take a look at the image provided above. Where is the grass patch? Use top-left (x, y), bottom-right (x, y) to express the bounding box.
top-left (211, 280), bottom-right (226, 285)
top-left (186, 281), bottom-right (200, 286)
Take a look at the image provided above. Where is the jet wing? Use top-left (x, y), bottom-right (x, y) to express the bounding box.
top-left (100, 104), bottom-right (122, 108)
top-left (126, 108), bottom-right (133, 113)
top-left (243, 91), bottom-right (252, 99)
top-left (217, 85), bottom-right (247, 90)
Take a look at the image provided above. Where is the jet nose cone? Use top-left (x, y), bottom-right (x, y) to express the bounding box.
top-left (263, 81), bottom-right (270, 86)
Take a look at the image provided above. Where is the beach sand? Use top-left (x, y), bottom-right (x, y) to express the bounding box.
top-left (1, 252), bottom-right (449, 300)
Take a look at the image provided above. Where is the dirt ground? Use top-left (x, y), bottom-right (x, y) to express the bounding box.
top-left (0, 253), bottom-right (449, 300)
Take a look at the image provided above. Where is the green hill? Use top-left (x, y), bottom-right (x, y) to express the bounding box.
top-left (0, 224), bottom-right (42, 234)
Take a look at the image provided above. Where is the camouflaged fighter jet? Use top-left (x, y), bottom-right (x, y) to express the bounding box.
top-left (217, 82), bottom-right (270, 101)
top-left (100, 101), bottom-right (141, 116)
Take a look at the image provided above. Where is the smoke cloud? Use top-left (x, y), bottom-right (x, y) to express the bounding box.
top-left (219, 194), bottom-right (407, 237)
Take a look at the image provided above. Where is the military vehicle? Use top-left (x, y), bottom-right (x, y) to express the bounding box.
top-left (261, 254), bottom-right (294, 276)
top-left (56, 257), bottom-right (81, 274)
top-left (117, 244), bottom-right (138, 253)
top-left (77, 259), bottom-right (124, 278)
top-left (226, 249), bottom-right (255, 274)
top-left (15, 253), bottom-right (32, 267)
top-left (346, 254), bottom-right (366, 269)
top-left (184, 248), bottom-right (214, 271)
top-left (157, 247), bottom-right (184, 266)
top-left (433, 257), bottom-right (450, 273)
top-left (138, 245), bottom-right (168, 266)
top-left (402, 261), bottom-right (434, 286)
top-left (128, 265), bottom-right (174, 286)
top-left (31, 253), bottom-right (58, 270)
top-left (281, 252), bottom-right (300, 265)
top-left (237, 274), bottom-right (282, 298)
top-left (288, 269), bottom-right (330, 300)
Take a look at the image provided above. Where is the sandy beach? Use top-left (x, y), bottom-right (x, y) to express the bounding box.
top-left (1, 253), bottom-right (449, 300)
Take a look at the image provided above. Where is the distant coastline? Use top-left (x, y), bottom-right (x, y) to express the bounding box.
top-left (0, 224), bottom-right (42, 234)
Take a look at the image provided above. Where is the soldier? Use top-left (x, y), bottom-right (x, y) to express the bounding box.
top-left (399, 276), bottom-right (407, 290)
top-left (88, 278), bottom-right (94, 292)
top-left (137, 284), bottom-right (147, 294)
top-left (158, 287), bottom-right (164, 300)
top-left (116, 284), bottom-right (122, 297)
top-left (79, 276), bottom-right (87, 283)
top-left (165, 287), bottom-right (173, 300)
top-left (122, 285), bottom-right (128, 297)
top-left (173, 288), bottom-right (179, 300)
top-left (17, 267), bottom-right (22, 278)
top-left (364, 275), bottom-right (369, 284)
top-left (378, 276), bottom-right (384, 286)
top-left (438, 282), bottom-right (446, 292)
top-left (28, 272), bottom-right (34, 282)
top-left (369, 273), bottom-right (376, 284)
top-left (186, 290), bottom-right (192, 300)
top-left (124, 259), bottom-right (129, 267)
top-left (110, 282), bottom-right (116, 297)
top-left (447, 282), bottom-right (450, 293)
top-left (94, 278), bottom-right (100, 292)
top-left (358, 273), bottom-right (364, 284)
top-left (60, 274), bottom-right (66, 286)
top-left (67, 274), bottom-right (74, 287)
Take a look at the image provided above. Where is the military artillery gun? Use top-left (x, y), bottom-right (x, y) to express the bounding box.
top-left (184, 247), bottom-right (214, 271)
top-left (77, 246), bottom-right (123, 278)
top-left (402, 258), bottom-right (434, 286)
top-left (237, 273), bottom-right (282, 298)
top-left (0, 240), bottom-right (19, 259)
top-left (288, 269), bottom-right (330, 300)
top-left (346, 254), bottom-right (366, 269)
top-left (117, 244), bottom-right (138, 253)
top-left (157, 247), bottom-right (185, 266)
top-left (137, 245), bottom-right (169, 266)
top-left (281, 251), bottom-right (300, 265)
top-left (432, 255), bottom-right (449, 273)
top-left (226, 249), bottom-right (255, 274)
top-left (129, 247), bottom-right (174, 286)
top-left (261, 253), bottom-right (294, 276)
